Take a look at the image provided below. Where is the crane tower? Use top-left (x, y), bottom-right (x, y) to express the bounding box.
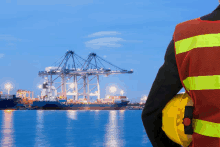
top-left (38, 51), bottom-right (133, 102)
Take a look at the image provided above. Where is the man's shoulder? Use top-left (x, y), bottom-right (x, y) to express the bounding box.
top-left (173, 18), bottom-right (200, 38)
top-left (177, 17), bottom-right (200, 26)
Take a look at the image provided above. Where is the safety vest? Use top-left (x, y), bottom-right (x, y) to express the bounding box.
top-left (173, 17), bottom-right (220, 147)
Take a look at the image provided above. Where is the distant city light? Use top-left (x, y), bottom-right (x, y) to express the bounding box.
top-left (109, 86), bottom-right (117, 94)
top-left (106, 95), bottom-right (110, 98)
top-left (140, 95), bottom-right (148, 103)
top-left (4, 83), bottom-right (13, 95)
top-left (38, 85), bottom-right (42, 89)
top-left (120, 90), bottom-right (124, 96)
top-left (70, 83), bottom-right (75, 89)
top-left (5, 84), bottom-right (12, 90)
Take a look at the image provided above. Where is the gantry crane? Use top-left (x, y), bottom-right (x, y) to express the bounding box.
top-left (38, 51), bottom-right (133, 102)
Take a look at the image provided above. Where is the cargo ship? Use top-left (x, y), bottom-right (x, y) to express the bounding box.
top-left (87, 99), bottom-right (129, 110)
top-left (62, 95), bottom-right (129, 110)
top-left (31, 101), bottom-right (65, 110)
top-left (30, 96), bottom-right (129, 110)
top-left (64, 99), bottom-right (129, 110)
top-left (0, 94), bottom-right (21, 110)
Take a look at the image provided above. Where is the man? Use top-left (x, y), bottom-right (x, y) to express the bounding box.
top-left (141, 2), bottom-right (220, 147)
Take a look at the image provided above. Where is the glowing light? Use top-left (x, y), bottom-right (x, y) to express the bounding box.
top-left (120, 90), bottom-right (124, 96)
top-left (143, 95), bottom-right (147, 100)
top-left (70, 83), bottom-right (75, 89)
top-left (109, 86), bottom-right (117, 94)
top-left (4, 83), bottom-right (13, 95)
top-left (5, 83), bottom-right (12, 90)
top-left (140, 95), bottom-right (148, 103)
top-left (38, 85), bottom-right (42, 89)
top-left (5, 110), bottom-right (13, 113)
top-left (120, 110), bottom-right (125, 113)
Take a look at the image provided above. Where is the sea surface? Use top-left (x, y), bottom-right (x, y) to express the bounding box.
top-left (0, 110), bottom-right (152, 147)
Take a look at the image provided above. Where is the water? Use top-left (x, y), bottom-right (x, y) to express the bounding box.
top-left (0, 110), bottom-right (152, 147)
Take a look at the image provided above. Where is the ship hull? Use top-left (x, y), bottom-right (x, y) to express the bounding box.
top-left (31, 101), bottom-right (64, 110)
top-left (88, 107), bottom-right (126, 110)
top-left (64, 101), bottom-right (129, 110)
top-left (88, 101), bottom-right (128, 110)
top-left (63, 104), bottom-right (90, 110)
top-left (31, 101), bottom-right (129, 110)
top-left (63, 105), bottom-right (126, 110)
top-left (0, 98), bottom-right (21, 110)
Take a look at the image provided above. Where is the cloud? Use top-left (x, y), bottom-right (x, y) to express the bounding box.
top-left (87, 31), bottom-right (121, 38)
top-left (125, 2), bottom-right (147, 5)
top-left (7, 43), bottom-right (15, 46)
top-left (103, 55), bottom-right (107, 58)
top-left (85, 37), bottom-right (125, 49)
top-left (0, 54), bottom-right (5, 58)
top-left (0, 35), bottom-right (21, 41)
top-left (126, 40), bottom-right (143, 43)
top-left (17, 0), bottom-right (93, 6)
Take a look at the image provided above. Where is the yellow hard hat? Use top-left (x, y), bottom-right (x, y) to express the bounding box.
top-left (162, 92), bottom-right (193, 147)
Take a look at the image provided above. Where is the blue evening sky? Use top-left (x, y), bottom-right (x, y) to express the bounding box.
top-left (0, 0), bottom-right (218, 103)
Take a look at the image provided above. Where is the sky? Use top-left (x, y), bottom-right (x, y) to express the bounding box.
top-left (0, 0), bottom-right (218, 103)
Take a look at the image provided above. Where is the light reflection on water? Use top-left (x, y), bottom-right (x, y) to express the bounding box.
top-left (94, 110), bottom-right (100, 121)
top-left (34, 110), bottom-right (51, 147)
top-left (142, 130), bottom-right (150, 144)
top-left (67, 110), bottom-right (77, 120)
top-left (104, 110), bottom-right (125, 147)
top-left (0, 110), bottom-right (148, 147)
top-left (1, 110), bottom-right (14, 147)
top-left (66, 110), bottom-right (77, 147)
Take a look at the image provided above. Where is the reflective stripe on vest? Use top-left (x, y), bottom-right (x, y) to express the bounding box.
top-left (183, 75), bottom-right (220, 91)
top-left (175, 33), bottom-right (220, 91)
top-left (193, 119), bottom-right (220, 137)
top-left (175, 33), bottom-right (220, 55)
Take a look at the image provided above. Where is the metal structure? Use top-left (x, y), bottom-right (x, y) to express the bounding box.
top-left (38, 51), bottom-right (133, 102)
top-left (16, 89), bottom-right (34, 99)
